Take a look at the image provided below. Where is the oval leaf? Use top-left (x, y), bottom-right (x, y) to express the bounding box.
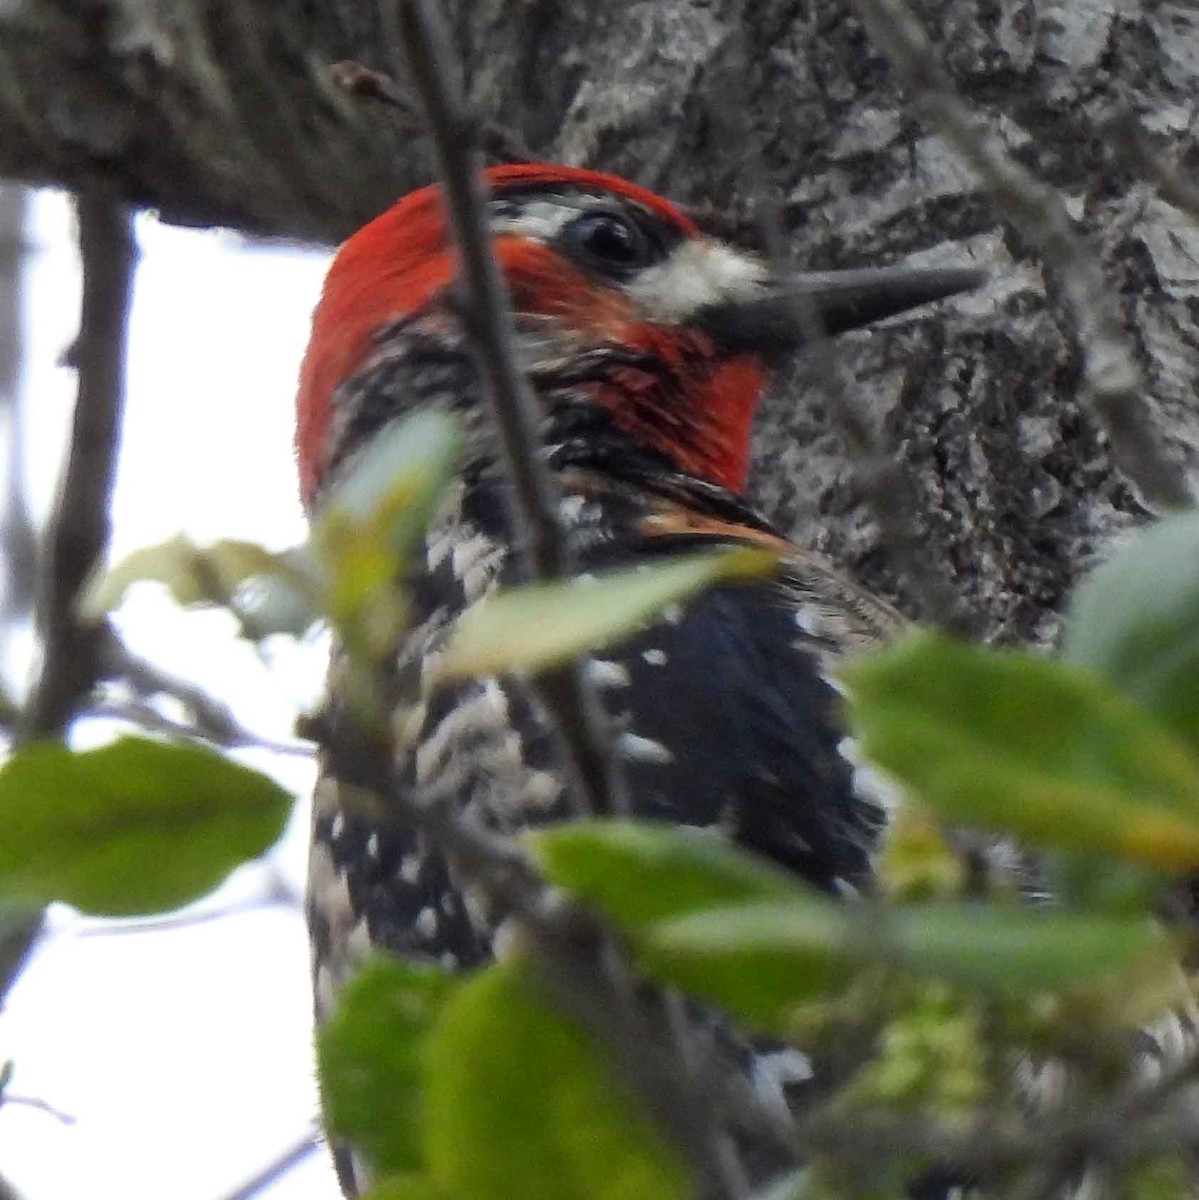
top-left (84, 535), bottom-right (319, 640)
top-left (0, 737), bottom-right (292, 915)
top-left (318, 956), bottom-right (458, 1176)
top-left (1065, 512), bottom-right (1199, 757)
top-left (528, 820), bottom-right (806, 929)
top-left (425, 961), bottom-right (689, 1200)
top-left (311, 411), bottom-right (460, 659)
top-left (643, 896), bottom-right (854, 1031)
top-left (885, 906), bottom-right (1167, 992)
top-left (647, 900), bottom-right (1166, 1031)
top-left (842, 632), bottom-right (1199, 873)
top-left (435, 547), bottom-right (778, 684)
top-left (362, 1177), bottom-right (457, 1200)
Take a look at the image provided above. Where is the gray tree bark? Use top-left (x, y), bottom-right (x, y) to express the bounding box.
top-left (2, 0), bottom-right (1197, 641)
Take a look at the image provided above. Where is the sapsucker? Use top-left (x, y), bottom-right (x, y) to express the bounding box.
top-left (298, 163), bottom-right (983, 1193)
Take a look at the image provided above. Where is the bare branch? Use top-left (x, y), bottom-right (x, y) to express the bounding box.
top-left (0, 6), bottom-right (413, 243)
top-left (95, 629), bottom-right (314, 757)
top-left (330, 60), bottom-right (533, 164)
top-left (743, 172), bottom-right (978, 635)
top-left (216, 1128), bottom-right (322, 1200)
top-left (375, 18), bottom-right (757, 1181)
top-left (0, 184), bottom-right (35, 632)
top-left (0, 1093), bottom-right (76, 1127)
top-left (848, 0), bottom-right (1193, 513)
top-left (0, 684), bottom-right (18, 734)
top-left (1108, 111), bottom-right (1199, 229)
top-left (19, 192), bottom-right (135, 742)
top-left (392, 0), bottom-right (629, 821)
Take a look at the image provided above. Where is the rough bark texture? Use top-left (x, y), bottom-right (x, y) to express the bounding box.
top-left (3, 0), bottom-right (1197, 641)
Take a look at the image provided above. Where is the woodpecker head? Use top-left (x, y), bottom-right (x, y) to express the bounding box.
top-left (297, 163), bottom-right (982, 508)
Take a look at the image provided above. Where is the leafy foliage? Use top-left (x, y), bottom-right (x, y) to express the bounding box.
top-left (25, 418), bottom-right (1199, 1197)
top-left (527, 820), bottom-right (802, 926)
top-left (319, 957), bottom-right (459, 1176)
top-left (424, 961), bottom-right (689, 1200)
top-left (843, 633), bottom-right (1199, 872)
top-left (1064, 510), bottom-right (1199, 756)
top-left (436, 547), bottom-right (778, 682)
top-left (321, 956), bottom-right (689, 1200)
top-left (84, 533), bottom-right (318, 640)
top-left (311, 411), bottom-right (462, 666)
top-left (0, 736), bottom-right (291, 916)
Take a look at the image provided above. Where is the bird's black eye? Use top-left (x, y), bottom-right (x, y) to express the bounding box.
top-left (562, 211), bottom-right (661, 275)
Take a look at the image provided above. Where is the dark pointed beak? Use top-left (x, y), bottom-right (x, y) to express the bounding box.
top-left (700, 263), bottom-right (986, 351)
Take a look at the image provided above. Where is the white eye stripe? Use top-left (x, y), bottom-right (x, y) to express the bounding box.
top-left (624, 239), bottom-right (768, 321)
top-left (487, 198), bottom-right (587, 240)
top-left (485, 196), bottom-right (768, 322)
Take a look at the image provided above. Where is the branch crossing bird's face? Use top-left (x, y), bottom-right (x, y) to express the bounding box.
top-left (296, 163), bottom-right (983, 507)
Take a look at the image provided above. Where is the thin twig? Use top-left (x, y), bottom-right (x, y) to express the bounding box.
top-left (216, 1128), bottom-right (322, 1200)
top-left (1107, 109), bottom-right (1199, 229)
top-left (330, 59), bottom-right (534, 164)
top-left (0, 184), bottom-right (35, 632)
top-left (847, 0), bottom-right (1193, 512)
top-left (0, 684), bottom-right (18, 734)
top-left (94, 628), bottom-right (314, 757)
top-left (385, 10), bottom-right (756, 1191)
top-left (745, 174), bottom-right (976, 633)
top-left (19, 191), bottom-right (136, 742)
top-left (392, 0), bottom-right (629, 821)
top-left (0, 1093), bottom-right (77, 1126)
top-left (86, 698), bottom-right (314, 758)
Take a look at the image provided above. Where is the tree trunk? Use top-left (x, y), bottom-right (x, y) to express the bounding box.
top-left (2, 0), bottom-right (1196, 640)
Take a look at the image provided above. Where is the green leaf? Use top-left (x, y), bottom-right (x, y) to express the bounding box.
top-left (842, 632), bottom-right (1199, 873)
top-left (885, 907), bottom-right (1166, 992)
top-left (361, 1177), bottom-right (457, 1200)
top-left (435, 547), bottom-right (778, 683)
top-left (319, 957), bottom-right (458, 1177)
top-left (0, 737), bottom-right (292, 916)
top-left (647, 901), bottom-right (1166, 1030)
top-left (312, 411), bottom-right (460, 660)
top-left (425, 961), bottom-right (689, 1200)
top-left (643, 896), bottom-right (854, 1031)
top-left (529, 820), bottom-right (804, 928)
top-left (1065, 512), bottom-right (1199, 758)
top-left (84, 535), bottom-right (319, 640)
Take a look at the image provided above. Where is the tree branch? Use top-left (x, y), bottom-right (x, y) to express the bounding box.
top-left (0, 184), bottom-right (34, 633)
top-left (216, 1128), bottom-right (322, 1200)
top-left (330, 60), bottom-right (534, 164)
top-left (0, 4), bottom-right (414, 243)
top-left (392, 0), bottom-right (629, 821)
top-left (19, 191), bottom-right (134, 742)
top-left (1108, 110), bottom-right (1199, 229)
top-left (95, 628), bottom-right (314, 758)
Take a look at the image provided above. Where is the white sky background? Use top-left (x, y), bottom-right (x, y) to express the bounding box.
top-left (0, 192), bottom-right (344, 1200)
